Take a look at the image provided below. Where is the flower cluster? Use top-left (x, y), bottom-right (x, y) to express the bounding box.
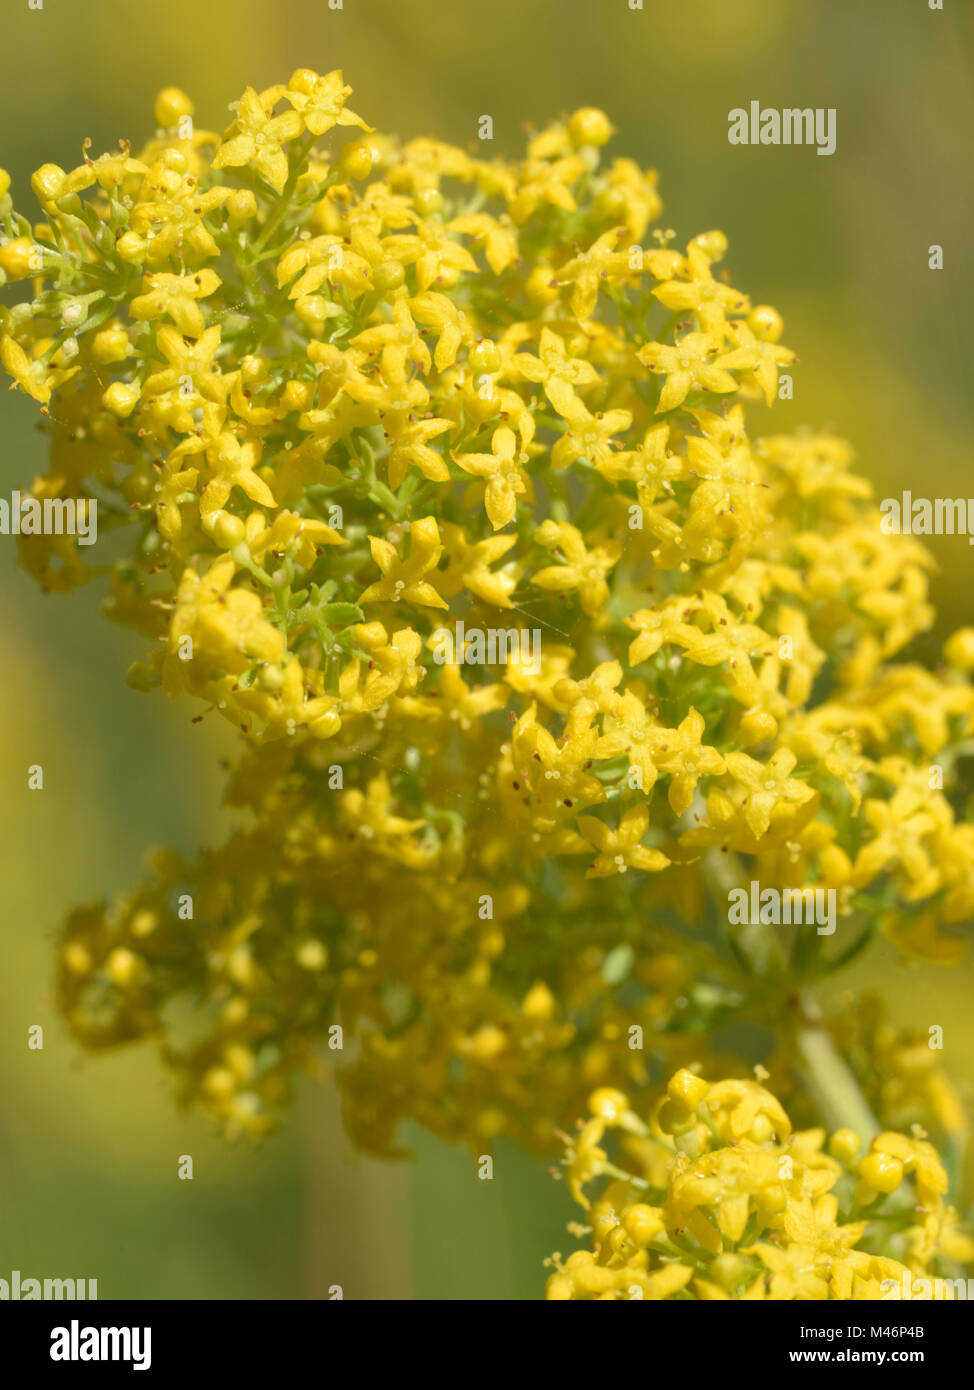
top-left (546, 1072), bottom-right (973, 1300)
top-left (2, 76), bottom-right (973, 1153)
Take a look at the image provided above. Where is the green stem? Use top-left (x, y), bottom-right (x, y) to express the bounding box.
top-left (796, 1003), bottom-right (879, 1141)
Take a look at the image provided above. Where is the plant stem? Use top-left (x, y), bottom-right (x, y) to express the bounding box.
top-left (796, 1002), bottom-right (879, 1141)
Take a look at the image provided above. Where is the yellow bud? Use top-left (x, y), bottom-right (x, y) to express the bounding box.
top-left (588, 1087), bottom-right (628, 1121)
top-left (154, 87), bottom-right (194, 128)
top-left (63, 942), bottom-right (93, 976)
top-left (31, 163), bottom-right (66, 205)
top-left (945, 628), bottom-right (974, 673)
top-left (308, 707), bottom-right (342, 738)
top-left (296, 294), bottom-right (329, 333)
top-left (288, 69), bottom-right (319, 97)
top-left (521, 980), bottom-right (555, 1020)
top-left (667, 1068), bottom-right (709, 1110)
top-left (480, 928), bottom-right (505, 959)
top-left (0, 236), bottom-right (42, 281)
top-left (594, 187), bottom-right (629, 221)
top-left (130, 910), bottom-right (158, 938)
top-left (281, 380), bottom-right (314, 412)
top-left (525, 264), bottom-right (559, 306)
top-left (207, 510), bottom-right (246, 550)
top-left (371, 259), bottom-right (405, 297)
top-left (468, 1025), bottom-right (507, 1061)
top-left (622, 1204), bottom-right (663, 1247)
top-left (105, 947), bottom-right (141, 986)
top-left (296, 939), bottom-right (328, 971)
top-left (102, 382), bottom-right (140, 418)
top-left (91, 328), bottom-right (131, 364)
top-left (227, 189), bottom-right (257, 230)
top-left (414, 187), bottom-right (443, 216)
top-left (860, 1151), bottom-right (904, 1194)
top-left (748, 304), bottom-right (784, 343)
top-left (691, 230), bottom-right (729, 262)
top-left (338, 139), bottom-right (374, 182)
top-left (0, 168), bottom-right (10, 199)
top-left (761, 1182), bottom-right (788, 1215)
top-left (115, 231), bottom-right (147, 265)
top-left (546, 1272), bottom-right (574, 1300)
top-left (709, 1253), bottom-right (746, 1291)
top-left (568, 108), bottom-right (614, 148)
top-left (739, 708), bottom-right (778, 745)
top-left (829, 1128), bottom-right (862, 1164)
top-left (202, 1066), bottom-right (236, 1098)
top-left (240, 354), bottom-right (267, 385)
top-left (157, 168), bottom-right (184, 197)
top-left (469, 340), bottom-right (501, 375)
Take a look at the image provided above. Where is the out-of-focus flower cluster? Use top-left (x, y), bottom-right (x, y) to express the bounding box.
top-left (546, 1073), bottom-right (974, 1300)
top-left (3, 75), bottom-right (974, 1147)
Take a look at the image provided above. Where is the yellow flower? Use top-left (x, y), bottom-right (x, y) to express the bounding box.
top-left (358, 516), bottom-right (448, 609)
top-left (454, 425), bottom-right (529, 530)
top-left (852, 796), bottom-right (938, 890)
top-left (553, 228), bottom-right (633, 320)
top-left (723, 748), bottom-right (816, 840)
top-left (637, 331), bottom-right (740, 413)
top-left (385, 415), bottom-right (453, 490)
top-left (409, 291), bottom-right (472, 371)
top-left (1, 335), bottom-right (53, 402)
top-left (718, 319), bottom-right (797, 406)
top-left (447, 212), bottom-right (519, 275)
top-left (577, 806), bottom-right (669, 877)
top-left (651, 239), bottom-right (749, 331)
top-left (130, 270), bottom-right (221, 338)
top-left (532, 519), bottom-right (621, 615)
top-left (652, 708), bottom-right (726, 815)
top-left (438, 524), bottom-right (517, 608)
top-left (551, 402), bottom-right (632, 471)
top-left (213, 86), bottom-right (303, 192)
top-left (200, 433), bottom-right (277, 520)
top-left (512, 327), bottom-right (600, 418)
top-left (283, 68), bottom-right (371, 138)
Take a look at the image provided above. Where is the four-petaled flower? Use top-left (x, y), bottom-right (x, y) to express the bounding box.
top-left (532, 519), bottom-right (621, 616)
top-left (577, 806), bottom-right (670, 877)
top-left (213, 85), bottom-right (304, 192)
top-left (454, 425), bottom-right (530, 530)
top-left (358, 516), bottom-right (448, 609)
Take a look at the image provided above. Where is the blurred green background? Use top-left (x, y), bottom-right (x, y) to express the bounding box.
top-left (1, 0), bottom-right (972, 1299)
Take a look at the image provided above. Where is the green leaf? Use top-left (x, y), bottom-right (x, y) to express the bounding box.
top-left (321, 603), bottom-right (364, 625)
